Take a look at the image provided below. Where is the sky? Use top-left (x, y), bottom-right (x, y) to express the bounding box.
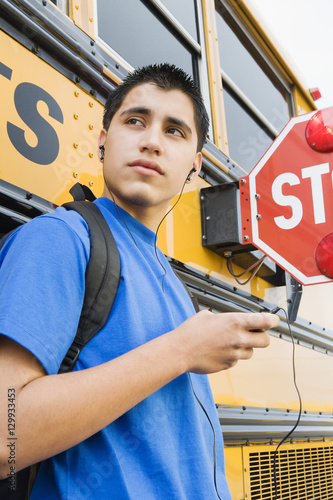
top-left (246, 0), bottom-right (333, 110)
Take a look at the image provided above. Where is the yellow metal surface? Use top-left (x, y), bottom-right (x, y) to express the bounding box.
top-left (201, 0), bottom-right (229, 154)
top-left (209, 334), bottom-right (333, 412)
top-left (69, 0), bottom-right (95, 38)
top-left (299, 283), bottom-right (333, 331)
top-left (224, 447), bottom-right (245, 500)
top-left (0, 30), bottom-right (104, 205)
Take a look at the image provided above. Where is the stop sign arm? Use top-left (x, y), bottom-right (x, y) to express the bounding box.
top-left (239, 175), bottom-right (253, 245)
top-left (286, 274), bottom-right (303, 324)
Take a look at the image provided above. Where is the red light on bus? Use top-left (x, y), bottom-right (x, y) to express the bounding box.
top-left (305, 106), bottom-right (333, 153)
top-left (315, 233), bottom-right (333, 279)
top-left (309, 87), bottom-right (322, 101)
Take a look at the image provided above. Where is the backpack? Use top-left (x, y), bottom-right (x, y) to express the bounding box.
top-left (0, 183), bottom-right (121, 499)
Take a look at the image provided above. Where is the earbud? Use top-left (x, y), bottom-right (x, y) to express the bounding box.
top-left (99, 145), bottom-right (105, 161)
top-left (186, 168), bottom-right (197, 182)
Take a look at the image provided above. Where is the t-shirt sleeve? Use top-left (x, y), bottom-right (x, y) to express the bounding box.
top-left (0, 211), bottom-right (89, 374)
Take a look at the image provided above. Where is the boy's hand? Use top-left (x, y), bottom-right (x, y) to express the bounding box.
top-left (176, 311), bottom-right (279, 374)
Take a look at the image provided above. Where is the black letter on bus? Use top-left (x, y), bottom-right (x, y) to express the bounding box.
top-left (0, 61), bottom-right (12, 80)
top-left (7, 82), bottom-right (63, 165)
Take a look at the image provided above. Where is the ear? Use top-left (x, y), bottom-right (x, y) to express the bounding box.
top-left (98, 129), bottom-right (107, 147)
top-left (187, 152), bottom-right (202, 183)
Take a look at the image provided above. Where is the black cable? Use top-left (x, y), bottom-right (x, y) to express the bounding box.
top-left (226, 255), bottom-right (266, 285)
top-left (188, 373), bottom-right (222, 500)
top-left (271, 307), bottom-right (303, 500)
top-left (103, 162), bottom-right (188, 290)
top-left (154, 176), bottom-right (188, 291)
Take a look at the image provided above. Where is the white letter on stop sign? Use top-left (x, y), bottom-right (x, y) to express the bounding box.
top-left (271, 163), bottom-right (330, 229)
top-left (272, 173), bottom-right (302, 229)
top-left (301, 163), bottom-right (330, 224)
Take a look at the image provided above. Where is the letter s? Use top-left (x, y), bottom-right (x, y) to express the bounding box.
top-left (7, 82), bottom-right (63, 165)
top-left (272, 173), bottom-right (303, 230)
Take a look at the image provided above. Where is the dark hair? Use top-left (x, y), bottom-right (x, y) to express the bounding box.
top-left (103, 63), bottom-right (209, 152)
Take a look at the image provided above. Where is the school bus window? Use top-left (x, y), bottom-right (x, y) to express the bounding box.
top-left (157, 0), bottom-right (199, 42)
top-left (214, 1), bottom-right (291, 172)
top-left (223, 86), bottom-right (274, 172)
top-left (215, 6), bottom-right (290, 128)
top-left (96, 0), bottom-right (198, 78)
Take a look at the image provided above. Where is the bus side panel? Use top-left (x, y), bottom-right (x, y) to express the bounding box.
top-left (0, 30), bottom-right (104, 205)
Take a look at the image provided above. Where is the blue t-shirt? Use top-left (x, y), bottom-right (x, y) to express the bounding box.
top-left (0, 197), bottom-right (231, 499)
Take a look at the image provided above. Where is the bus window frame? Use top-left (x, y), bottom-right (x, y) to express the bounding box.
top-left (215, 0), bottom-right (294, 175)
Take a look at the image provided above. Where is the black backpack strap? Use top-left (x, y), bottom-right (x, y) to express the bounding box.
top-left (0, 466), bottom-right (32, 500)
top-left (58, 201), bottom-right (120, 373)
top-left (69, 182), bottom-right (96, 202)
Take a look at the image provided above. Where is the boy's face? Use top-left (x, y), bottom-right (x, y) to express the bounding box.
top-left (99, 83), bottom-right (202, 228)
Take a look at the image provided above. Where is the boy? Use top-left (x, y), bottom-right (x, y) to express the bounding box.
top-left (0, 64), bottom-right (278, 498)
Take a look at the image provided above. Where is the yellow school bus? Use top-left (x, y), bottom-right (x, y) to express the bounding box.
top-left (1, 1), bottom-right (332, 498)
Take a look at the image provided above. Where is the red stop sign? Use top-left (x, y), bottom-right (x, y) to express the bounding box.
top-left (240, 107), bottom-right (333, 286)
